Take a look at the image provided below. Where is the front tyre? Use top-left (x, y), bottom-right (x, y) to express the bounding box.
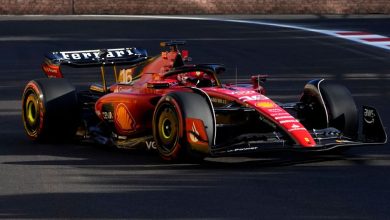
top-left (300, 79), bottom-right (358, 138)
top-left (153, 92), bottom-right (214, 162)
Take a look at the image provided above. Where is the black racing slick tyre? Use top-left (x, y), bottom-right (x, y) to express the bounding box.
top-left (300, 79), bottom-right (358, 138)
top-left (153, 92), bottom-right (214, 162)
top-left (22, 78), bottom-right (80, 142)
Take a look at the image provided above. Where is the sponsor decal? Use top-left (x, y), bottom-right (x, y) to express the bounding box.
top-left (288, 128), bottom-right (306, 132)
top-left (271, 112), bottom-right (290, 117)
top-left (118, 69), bottom-right (133, 84)
top-left (364, 108), bottom-right (376, 124)
top-left (101, 103), bottom-right (114, 121)
top-left (115, 103), bottom-right (136, 132)
top-left (239, 95), bottom-right (267, 102)
top-left (291, 124), bottom-right (300, 129)
top-left (227, 146), bottom-right (259, 153)
top-left (230, 90), bottom-right (257, 95)
top-left (42, 63), bottom-right (62, 78)
top-left (42, 66), bottom-right (58, 74)
top-left (275, 116), bottom-right (294, 120)
top-left (287, 124), bottom-right (306, 132)
top-left (268, 108), bottom-right (283, 113)
top-left (146, 141), bottom-right (157, 150)
top-left (59, 48), bottom-right (135, 60)
top-left (189, 122), bottom-right (200, 143)
top-left (102, 111), bottom-right (113, 120)
top-left (211, 97), bottom-right (228, 105)
top-left (255, 101), bottom-right (275, 108)
top-left (186, 118), bottom-right (209, 153)
top-left (280, 119), bottom-right (299, 124)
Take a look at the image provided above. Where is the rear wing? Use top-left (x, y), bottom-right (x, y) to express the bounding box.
top-left (42, 48), bottom-right (149, 78)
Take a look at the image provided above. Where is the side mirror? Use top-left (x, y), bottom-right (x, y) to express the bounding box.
top-left (251, 74), bottom-right (268, 94)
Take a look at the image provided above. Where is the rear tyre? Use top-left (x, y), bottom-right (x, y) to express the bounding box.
top-left (22, 78), bottom-right (80, 142)
top-left (153, 92), bottom-right (213, 162)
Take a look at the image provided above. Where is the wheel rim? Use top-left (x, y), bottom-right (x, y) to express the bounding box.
top-left (157, 105), bottom-right (179, 152)
top-left (161, 118), bottom-right (173, 139)
top-left (23, 90), bottom-right (40, 134)
top-left (26, 96), bottom-right (38, 125)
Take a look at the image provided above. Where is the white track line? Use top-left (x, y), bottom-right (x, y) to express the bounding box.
top-left (98, 15), bottom-right (390, 51)
top-left (82, 15), bottom-right (390, 51)
top-left (4, 15), bottom-right (390, 50)
top-left (220, 19), bottom-right (390, 51)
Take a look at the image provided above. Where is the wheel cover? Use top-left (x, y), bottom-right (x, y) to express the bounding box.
top-left (157, 105), bottom-right (179, 153)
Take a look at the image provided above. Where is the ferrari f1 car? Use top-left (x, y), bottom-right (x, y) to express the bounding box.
top-left (22, 41), bottom-right (387, 161)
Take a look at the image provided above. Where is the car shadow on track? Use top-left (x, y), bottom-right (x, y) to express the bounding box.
top-left (2, 132), bottom-right (377, 170)
top-left (1, 116), bottom-right (387, 169)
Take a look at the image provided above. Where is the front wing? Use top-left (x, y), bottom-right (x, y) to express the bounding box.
top-left (210, 106), bottom-right (387, 156)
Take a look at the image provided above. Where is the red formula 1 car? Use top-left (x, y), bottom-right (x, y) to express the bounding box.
top-left (22, 41), bottom-right (387, 161)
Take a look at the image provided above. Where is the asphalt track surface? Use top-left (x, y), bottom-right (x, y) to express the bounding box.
top-left (0, 16), bottom-right (389, 219)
